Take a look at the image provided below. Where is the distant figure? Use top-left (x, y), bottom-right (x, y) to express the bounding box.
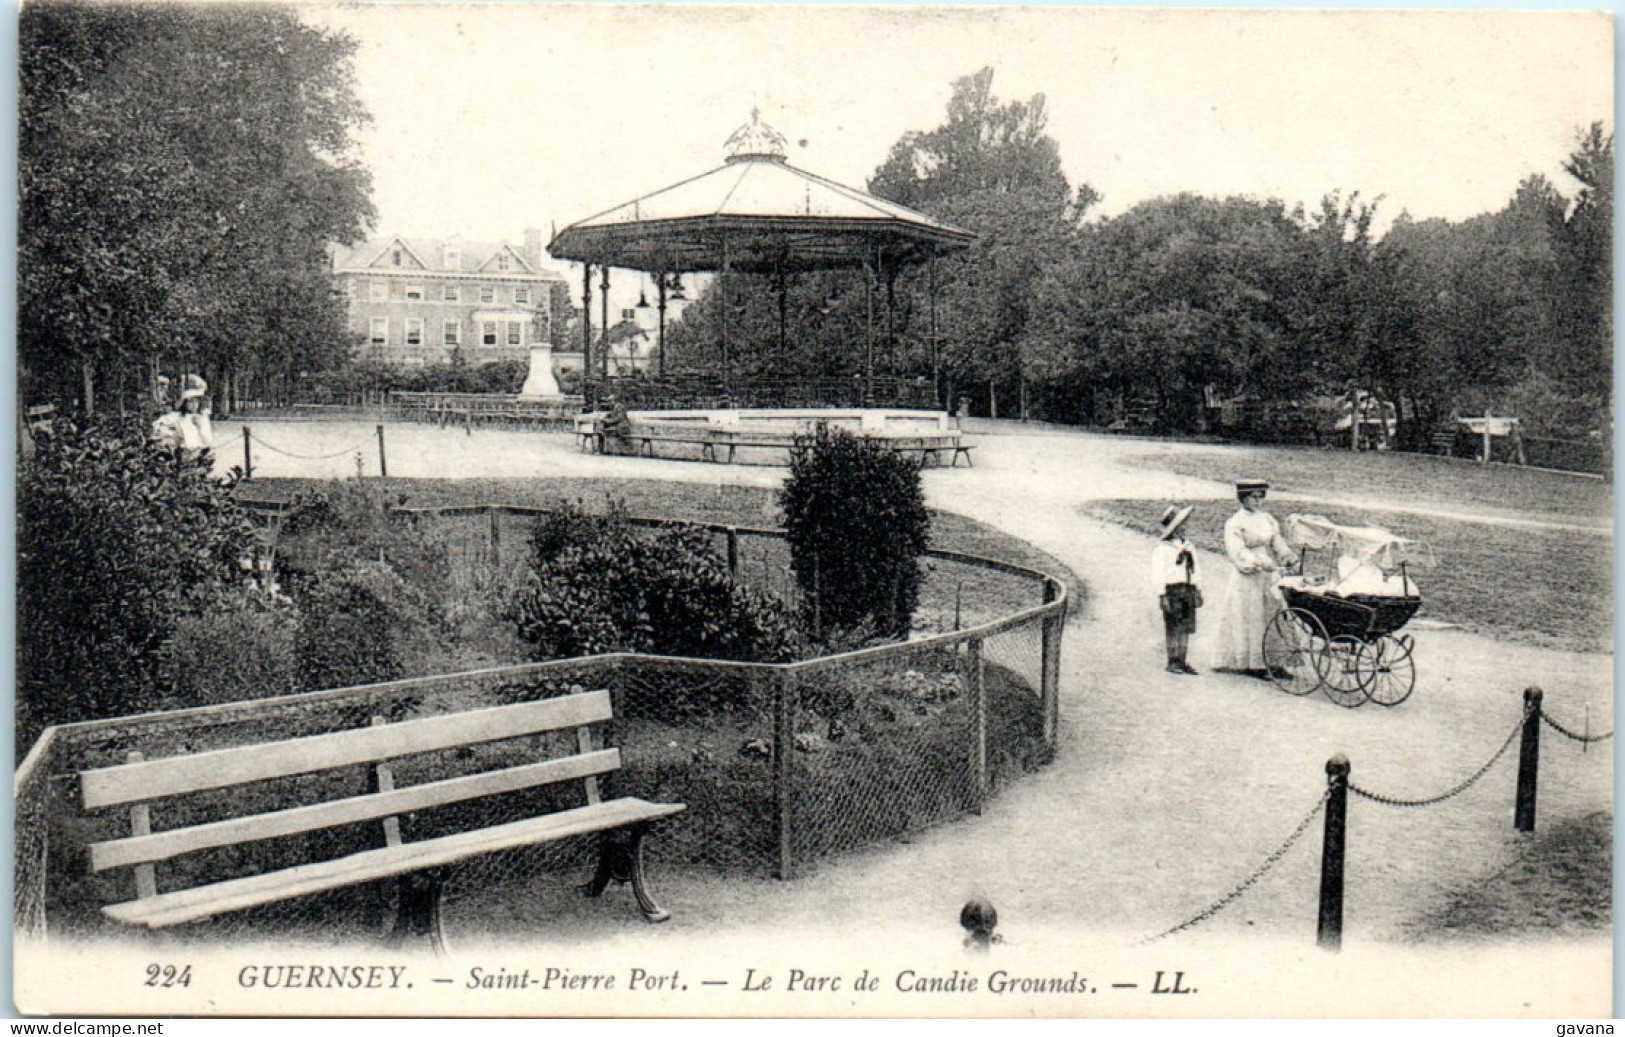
top-left (960, 897), bottom-right (1000, 951)
top-left (177, 375), bottom-right (214, 457)
top-left (1151, 505), bottom-right (1201, 676)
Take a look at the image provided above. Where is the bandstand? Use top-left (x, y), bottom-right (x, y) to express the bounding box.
top-left (548, 111), bottom-right (976, 413)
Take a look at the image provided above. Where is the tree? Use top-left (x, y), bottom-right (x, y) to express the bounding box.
top-left (19, 3), bottom-right (375, 413)
top-left (780, 426), bottom-right (930, 639)
top-left (870, 67), bottom-right (1073, 211)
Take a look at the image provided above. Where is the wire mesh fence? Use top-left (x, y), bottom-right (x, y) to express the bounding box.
top-left (15, 507), bottom-right (1066, 946)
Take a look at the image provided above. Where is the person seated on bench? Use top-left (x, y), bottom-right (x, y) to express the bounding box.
top-left (601, 396), bottom-right (632, 456)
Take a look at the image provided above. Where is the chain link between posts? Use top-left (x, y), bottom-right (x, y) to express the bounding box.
top-left (1541, 708), bottom-right (1614, 744)
top-left (1347, 705), bottom-right (1530, 808)
top-left (1141, 789), bottom-right (1330, 944)
top-left (247, 430), bottom-right (370, 460)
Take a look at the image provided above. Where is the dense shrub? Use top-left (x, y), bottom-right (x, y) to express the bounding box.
top-left (506, 503), bottom-right (796, 663)
top-left (156, 589), bottom-right (300, 707)
top-left (779, 425), bottom-right (930, 639)
top-left (18, 419), bottom-right (259, 743)
top-left (276, 482), bottom-right (523, 686)
top-left (294, 563), bottom-right (408, 690)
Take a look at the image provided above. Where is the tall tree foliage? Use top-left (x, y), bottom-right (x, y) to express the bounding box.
top-left (20, 2), bottom-right (375, 412)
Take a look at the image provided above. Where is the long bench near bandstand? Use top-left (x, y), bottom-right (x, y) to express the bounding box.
top-left (78, 689), bottom-right (684, 952)
top-left (575, 408), bottom-right (973, 467)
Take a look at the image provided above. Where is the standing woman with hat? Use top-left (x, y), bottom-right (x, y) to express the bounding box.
top-left (1151, 504), bottom-right (1201, 675)
top-left (1210, 480), bottom-right (1298, 678)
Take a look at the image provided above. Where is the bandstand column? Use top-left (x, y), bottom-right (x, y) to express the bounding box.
top-left (599, 267), bottom-right (612, 382)
top-left (863, 240), bottom-right (875, 406)
top-left (720, 236), bottom-right (732, 397)
top-left (581, 264), bottom-right (594, 397)
top-left (929, 254), bottom-right (941, 409)
top-left (656, 274), bottom-right (668, 378)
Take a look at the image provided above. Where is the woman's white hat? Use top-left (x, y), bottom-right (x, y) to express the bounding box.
top-left (1158, 504), bottom-right (1194, 539)
top-left (180, 374), bottom-right (208, 401)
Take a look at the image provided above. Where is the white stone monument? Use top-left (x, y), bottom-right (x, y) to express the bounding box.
top-left (517, 344), bottom-right (562, 398)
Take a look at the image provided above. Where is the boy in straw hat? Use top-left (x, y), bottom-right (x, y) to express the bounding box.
top-left (1151, 504), bottom-right (1201, 675)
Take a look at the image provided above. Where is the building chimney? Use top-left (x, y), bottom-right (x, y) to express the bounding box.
top-left (524, 227), bottom-right (545, 268)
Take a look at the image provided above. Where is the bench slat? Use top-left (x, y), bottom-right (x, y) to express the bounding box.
top-left (104, 797), bottom-right (686, 929)
top-left (88, 749), bottom-right (623, 873)
top-left (82, 691), bottom-right (614, 810)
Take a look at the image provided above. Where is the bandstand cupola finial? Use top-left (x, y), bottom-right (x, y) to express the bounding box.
top-left (724, 107), bottom-right (788, 164)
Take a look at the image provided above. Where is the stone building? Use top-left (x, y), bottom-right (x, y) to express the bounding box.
top-left (330, 231), bottom-right (574, 367)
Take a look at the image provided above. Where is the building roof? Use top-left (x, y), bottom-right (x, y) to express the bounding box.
top-left (549, 113), bottom-right (974, 274)
top-left (331, 235), bottom-right (570, 280)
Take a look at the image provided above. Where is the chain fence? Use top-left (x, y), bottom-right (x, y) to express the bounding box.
top-left (246, 429), bottom-right (373, 461)
top-left (1347, 706), bottom-right (1530, 808)
top-left (1139, 689), bottom-right (1610, 945)
top-left (15, 507), bottom-right (1067, 947)
top-left (1540, 706), bottom-right (1614, 744)
top-left (1142, 790), bottom-right (1330, 944)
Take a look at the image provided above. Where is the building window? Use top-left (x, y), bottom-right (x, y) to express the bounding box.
top-left (406, 285), bottom-right (424, 301)
top-left (406, 318), bottom-right (423, 346)
top-left (514, 287), bottom-right (531, 305)
top-left (478, 286), bottom-right (495, 304)
top-left (443, 284), bottom-right (460, 302)
top-left (444, 320), bottom-right (460, 346)
top-left (370, 281), bottom-right (387, 302)
top-left (497, 254), bottom-right (511, 272)
top-left (369, 317), bottom-right (388, 345)
top-left (482, 321), bottom-right (497, 346)
top-left (620, 307), bottom-right (635, 320)
top-left (392, 249), bottom-right (403, 267)
top-left (507, 321), bottom-right (522, 346)
top-left (444, 248), bottom-right (461, 269)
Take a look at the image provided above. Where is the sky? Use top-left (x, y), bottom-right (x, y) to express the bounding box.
top-left (305, 5), bottom-right (1612, 261)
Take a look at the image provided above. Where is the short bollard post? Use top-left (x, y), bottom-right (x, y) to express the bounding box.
top-left (242, 426), bottom-right (253, 479)
top-left (376, 424), bottom-right (388, 478)
top-left (1317, 753), bottom-right (1349, 951)
top-left (1515, 686), bottom-right (1543, 833)
top-left (726, 528), bottom-right (740, 581)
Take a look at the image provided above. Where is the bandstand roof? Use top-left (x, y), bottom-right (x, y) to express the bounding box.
top-left (548, 112), bottom-right (976, 274)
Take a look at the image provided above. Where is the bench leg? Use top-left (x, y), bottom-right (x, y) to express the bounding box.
top-left (387, 868), bottom-right (450, 957)
top-left (580, 826), bottom-right (671, 923)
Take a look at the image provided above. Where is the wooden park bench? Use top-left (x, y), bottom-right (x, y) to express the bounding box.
top-left (79, 689), bottom-right (685, 952)
top-left (888, 442), bottom-right (975, 468)
top-left (25, 404), bottom-right (56, 436)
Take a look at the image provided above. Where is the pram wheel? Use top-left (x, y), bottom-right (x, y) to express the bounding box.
top-left (1359, 634), bottom-right (1416, 707)
top-left (1263, 607), bottom-right (1326, 697)
top-left (1320, 636), bottom-right (1371, 708)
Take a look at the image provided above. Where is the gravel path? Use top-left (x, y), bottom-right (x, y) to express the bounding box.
top-left (221, 417), bottom-right (1614, 1014)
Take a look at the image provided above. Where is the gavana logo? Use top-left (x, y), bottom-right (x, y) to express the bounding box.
top-left (1557, 1026), bottom-right (1614, 1035)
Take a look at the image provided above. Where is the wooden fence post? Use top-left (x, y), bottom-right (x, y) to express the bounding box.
top-left (376, 424), bottom-right (388, 479)
top-left (489, 507), bottom-right (502, 572)
top-left (966, 638), bottom-right (988, 811)
top-left (1318, 753), bottom-right (1349, 951)
top-left (726, 527), bottom-right (740, 581)
top-left (242, 426), bottom-right (253, 479)
top-left (774, 670), bottom-right (796, 880)
top-left (1040, 580), bottom-right (1062, 750)
top-left (1515, 686), bottom-right (1543, 833)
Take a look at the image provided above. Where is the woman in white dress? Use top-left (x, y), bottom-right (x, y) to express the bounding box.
top-left (1210, 479), bottom-right (1298, 677)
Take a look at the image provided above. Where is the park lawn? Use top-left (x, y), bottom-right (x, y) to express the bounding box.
top-left (1088, 499), bottom-right (1611, 654)
top-left (1121, 440), bottom-right (1611, 528)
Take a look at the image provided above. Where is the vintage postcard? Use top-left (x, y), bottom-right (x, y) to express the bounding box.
top-left (13, 2), bottom-right (1613, 1020)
